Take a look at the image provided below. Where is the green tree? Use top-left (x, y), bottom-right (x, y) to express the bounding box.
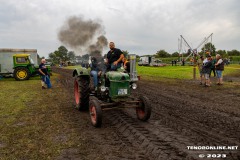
top-left (49, 52), bottom-right (58, 64)
top-left (58, 46), bottom-right (68, 62)
top-left (68, 51), bottom-right (76, 61)
top-left (48, 45), bottom-right (75, 64)
top-left (82, 54), bottom-right (89, 60)
top-left (216, 50), bottom-right (227, 57)
top-left (155, 50), bottom-right (170, 58)
top-left (227, 49), bottom-right (240, 56)
top-left (201, 42), bottom-right (216, 55)
top-left (122, 50), bottom-right (129, 58)
top-left (171, 52), bottom-right (179, 57)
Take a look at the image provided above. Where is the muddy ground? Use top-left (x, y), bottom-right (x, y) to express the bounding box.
top-left (52, 67), bottom-right (240, 160)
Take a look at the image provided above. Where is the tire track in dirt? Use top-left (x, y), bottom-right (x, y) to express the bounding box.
top-left (53, 68), bottom-right (156, 159)
top-left (53, 67), bottom-right (240, 159)
top-left (105, 110), bottom-right (195, 160)
top-left (132, 81), bottom-right (240, 159)
top-left (134, 81), bottom-right (240, 142)
top-left (120, 107), bottom-right (239, 159)
top-left (89, 96), bottom-right (150, 160)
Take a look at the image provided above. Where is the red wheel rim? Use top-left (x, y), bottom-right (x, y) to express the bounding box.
top-left (137, 101), bottom-right (145, 118)
top-left (136, 108), bottom-right (145, 118)
top-left (90, 105), bottom-right (96, 124)
top-left (74, 80), bottom-right (80, 105)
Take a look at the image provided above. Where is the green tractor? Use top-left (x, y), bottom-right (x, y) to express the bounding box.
top-left (72, 55), bottom-right (151, 127)
top-left (12, 54), bottom-right (51, 81)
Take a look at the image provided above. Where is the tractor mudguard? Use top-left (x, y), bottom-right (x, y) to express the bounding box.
top-left (73, 67), bottom-right (90, 77)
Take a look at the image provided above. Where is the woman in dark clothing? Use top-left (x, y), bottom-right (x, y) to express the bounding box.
top-left (202, 55), bottom-right (212, 87)
top-left (210, 57), bottom-right (216, 77)
top-left (215, 54), bottom-right (224, 85)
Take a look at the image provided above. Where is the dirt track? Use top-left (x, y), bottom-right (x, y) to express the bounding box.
top-left (53, 67), bottom-right (240, 160)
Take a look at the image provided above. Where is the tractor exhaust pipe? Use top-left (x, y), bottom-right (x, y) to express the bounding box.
top-left (129, 54), bottom-right (138, 82)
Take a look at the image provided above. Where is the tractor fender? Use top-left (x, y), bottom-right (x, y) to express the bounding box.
top-left (73, 67), bottom-right (90, 77)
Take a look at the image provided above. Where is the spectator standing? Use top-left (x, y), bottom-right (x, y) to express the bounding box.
top-left (197, 56), bottom-right (204, 85)
top-left (215, 54), bottom-right (224, 85)
top-left (39, 59), bottom-right (51, 89)
top-left (202, 55), bottom-right (212, 87)
top-left (210, 56), bottom-right (216, 77)
top-left (182, 59), bottom-right (185, 66)
top-left (224, 58), bottom-right (228, 66)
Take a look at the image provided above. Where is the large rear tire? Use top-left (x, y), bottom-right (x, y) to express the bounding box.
top-left (136, 95), bottom-right (151, 121)
top-left (74, 76), bottom-right (90, 111)
top-left (14, 67), bottom-right (31, 81)
top-left (89, 99), bottom-right (102, 127)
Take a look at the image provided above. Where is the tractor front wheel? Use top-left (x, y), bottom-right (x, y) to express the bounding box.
top-left (89, 99), bottom-right (102, 127)
top-left (136, 95), bottom-right (151, 121)
top-left (74, 76), bottom-right (90, 111)
top-left (14, 67), bottom-right (30, 81)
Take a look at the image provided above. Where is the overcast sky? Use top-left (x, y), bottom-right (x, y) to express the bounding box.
top-left (0, 0), bottom-right (240, 58)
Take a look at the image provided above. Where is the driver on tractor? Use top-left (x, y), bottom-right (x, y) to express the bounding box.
top-left (106, 42), bottom-right (124, 71)
top-left (90, 56), bottom-right (106, 90)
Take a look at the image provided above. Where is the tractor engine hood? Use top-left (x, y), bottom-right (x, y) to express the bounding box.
top-left (106, 71), bottom-right (130, 82)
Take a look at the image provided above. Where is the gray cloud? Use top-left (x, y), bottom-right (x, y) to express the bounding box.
top-left (0, 0), bottom-right (240, 57)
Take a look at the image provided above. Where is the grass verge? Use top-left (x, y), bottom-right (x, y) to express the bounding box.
top-left (0, 73), bottom-right (91, 160)
top-left (137, 64), bottom-right (240, 80)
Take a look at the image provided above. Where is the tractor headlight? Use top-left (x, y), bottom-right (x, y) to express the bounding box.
top-left (132, 83), bottom-right (137, 89)
top-left (100, 86), bottom-right (106, 92)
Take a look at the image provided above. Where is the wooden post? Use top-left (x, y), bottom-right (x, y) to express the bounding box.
top-left (193, 54), bottom-right (197, 80)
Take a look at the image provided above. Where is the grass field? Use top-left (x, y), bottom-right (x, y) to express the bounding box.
top-left (0, 74), bottom-right (86, 159)
top-left (137, 64), bottom-right (240, 80)
top-left (64, 64), bottom-right (240, 80)
top-left (160, 56), bottom-right (240, 64)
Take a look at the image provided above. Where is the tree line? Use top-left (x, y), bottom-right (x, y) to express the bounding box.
top-left (47, 46), bottom-right (130, 64)
top-left (154, 43), bottom-right (240, 58)
top-left (47, 43), bottom-right (240, 64)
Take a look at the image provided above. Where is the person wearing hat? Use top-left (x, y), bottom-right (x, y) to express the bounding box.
top-left (197, 55), bottom-right (204, 85)
top-left (202, 55), bottom-right (212, 87)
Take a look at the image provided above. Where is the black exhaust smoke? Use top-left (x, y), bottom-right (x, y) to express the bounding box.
top-left (58, 16), bottom-right (108, 57)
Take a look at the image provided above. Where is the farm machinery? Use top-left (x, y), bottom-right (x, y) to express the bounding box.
top-left (0, 49), bottom-right (51, 80)
top-left (72, 54), bottom-right (151, 127)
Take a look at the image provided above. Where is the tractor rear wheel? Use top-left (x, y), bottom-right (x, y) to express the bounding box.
top-left (136, 95), bottom-right (151, 121)
top-left (14, 67), bottom-right (30, 81)
top-left (74, 76), bottom-right (90, 111)
top-left (89, 99), bottom-right (102, 127)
